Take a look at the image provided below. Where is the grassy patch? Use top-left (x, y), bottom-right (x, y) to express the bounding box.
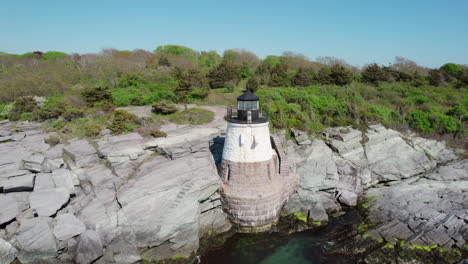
top-left (168, 108), bottom-right (214, 125)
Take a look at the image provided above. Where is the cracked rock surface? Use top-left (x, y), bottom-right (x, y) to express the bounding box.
top-left (283, 124), bottom-right (466, 250)
top-left (0, 117), bottom-right (466, 263)
top-left (0, 120), bottom-right (229, 264)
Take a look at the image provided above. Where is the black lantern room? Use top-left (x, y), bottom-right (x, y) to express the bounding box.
top-left (226, 89), bottom-right (268, 124)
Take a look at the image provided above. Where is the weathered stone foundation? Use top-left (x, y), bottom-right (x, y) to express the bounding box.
top-left (219, 136), bottom-right (298, 232)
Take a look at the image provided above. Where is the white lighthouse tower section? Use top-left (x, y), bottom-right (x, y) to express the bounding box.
top-left (222, 121), bottom-right (273, 163)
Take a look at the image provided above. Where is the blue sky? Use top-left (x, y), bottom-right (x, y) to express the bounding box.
top-left (1, 0), bottom-right (467, 68)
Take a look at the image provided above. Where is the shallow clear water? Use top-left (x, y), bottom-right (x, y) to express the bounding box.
top-left (201, 210), bottom-right (360, 264)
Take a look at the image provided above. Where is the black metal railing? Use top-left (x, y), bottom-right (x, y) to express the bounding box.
top-left (225, 106), bottom-right (268, 124)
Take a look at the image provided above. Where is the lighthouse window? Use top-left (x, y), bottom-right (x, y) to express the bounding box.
top-left (238, 101), bottom-right (258, 111)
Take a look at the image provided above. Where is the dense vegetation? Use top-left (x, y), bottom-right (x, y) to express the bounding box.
top-left (0, 46), bottom-right (466, 141)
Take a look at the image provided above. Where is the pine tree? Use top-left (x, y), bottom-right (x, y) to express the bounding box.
top-left (329, 65), bottom-right (352, 86)
top-left (293, 67), bottom-right (315, 87)
top-left (269, 63), bottom-right (290, 87)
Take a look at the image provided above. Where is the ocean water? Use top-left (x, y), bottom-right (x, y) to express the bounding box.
top-left (201, 211), bottom-right (360, 264)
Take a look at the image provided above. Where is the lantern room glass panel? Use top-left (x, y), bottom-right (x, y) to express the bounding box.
top-left (238, 101), bottom-right (258, 111)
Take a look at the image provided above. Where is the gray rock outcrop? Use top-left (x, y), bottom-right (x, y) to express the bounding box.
top-left (69, 230), bottom-right (103, 264)
top-left (284, 123), bottom-right (466, 251)
top-left (0, 237), bottom-right (17, 264)
top-left (29, 188), bottom-right (70, 216)
top-left (0, 117), bottom-right (465, 263)
top-left (52, 213), bottom-right (86, 241)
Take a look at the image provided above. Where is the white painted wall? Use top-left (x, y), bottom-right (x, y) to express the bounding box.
top-left (222, 122), bottom-right (273, 163)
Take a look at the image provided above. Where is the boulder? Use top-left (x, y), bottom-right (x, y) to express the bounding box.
top-left (365, 125), bottom-right (435, 182)
top-left (0, 237), bottom-right (18, 264)
top-left (365, 170), bottom-right (468, 250)
top-left (21, 154), bottom-right (45, 173)
top-left (34, 173), bottom-right (55, 190)
top-left (0, 195), bottom-right (19, 225)
top-left (51, 169), bottom-right (75, 194)
top-left (0, 136), bottom-right (12, 142)
top-left (410, 137), bottom-right (457, 163)
top-left (42, 158), bottom-right (65, 173)
top-left (15, 121), bottom-right (41, 132)
top-left (291, 128), bottom-right (311, 145)
top-left (145, 127), bottom-right (219, 159)
top-left (97, 133), bottom-right (145, 162)
top-left (76, 197), bottom-right (119, 246)
top-left (426, 160), bottom-right (468, 181)
top-left (64, 139), bottom-right (99, 168)
top-left (69, 230), bottom-right (104, 264)
top-left (52, 213), bottom-right (86, 241)
top-left (323, 126), bottom-right (367, 167)
top-left (44, 144), bottom-right (65, 160)
top-left (29, 188), bottom-right (70, 216)
top-left (16, 217), bottom-right (57, 263)
top-left (20, 132), bottom-right (54, 153)
top-left (0, 129), bottom-right (11, 137)
top-left (116, 152), bottom-right (220, 261)
top-left (1, 174), bottom-right (35, 192)
top-left (286, 139), bottom-right (338, 191)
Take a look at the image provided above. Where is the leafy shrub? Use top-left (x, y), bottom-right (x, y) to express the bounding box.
top-left (0, 103), bottom-right (10, 120)
top-left (117, 73), bottom-right (147, 88)
top-left (84, 123), bottom-right (102, 137)
top-left (108, 110), bottom-right (141, 134)
top-left (406, 110), bottom-right (431, 132)
top-left (149, 129), bottom-right (167, 138)
top-left (45, 136), bottom-right (60, 146)
top-left (8, 97), bottom-right (38, 121)
top-left (430, 112), bottom-right (457, 133)
top-left (152, 100), bottom-right (178, 114)
top-left (368, 105), bottom-right (400, 125)
top-left (239, 63), bottom-right (253, 80)
top-left (40, 51), bottom-right (67, 61)
top-left (31, 102), bottom-right (67, 121)
top-left (63, 108), bottom-right (85, 121)
top-left (81, 86), bottom-right (113, 107)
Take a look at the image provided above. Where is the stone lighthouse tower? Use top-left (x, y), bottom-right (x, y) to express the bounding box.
top-left (219, 89), bottom-right (297, 232)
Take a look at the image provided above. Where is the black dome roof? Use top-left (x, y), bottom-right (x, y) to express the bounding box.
top-left (237, 90), bottom-right (259, 101)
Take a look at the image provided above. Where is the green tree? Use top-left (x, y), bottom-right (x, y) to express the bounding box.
top-left (361, 63), bottom-right (388, 85)
top-left (427, 69), bottom-right (445, 86)
top-left (316, 67), bottom-right (333, 85)
top-left (81, 86), bottom-right (113, 106)
top-left (239, 63), bottom-right (253, 80)
top-left (207, 61), bottom-right (241, 88)
top-left (246, 76), bottom-right (260, 92)
top-left (329, 65), bottom-right (352, 86)
top-left (41, 51), bottom-right (67, 61)
top-left (440, 63), bottom-right (462, 76)
top-left (155, 45), bottom-right (198, 62)
top-left (292, 67), bottom-right (315, 87)
top-left (199, 51), bottom-right (221, 68)
top-left (173, 67), bottom-right (209, 102)
top-left (269, 63), bottom-right (290, 87)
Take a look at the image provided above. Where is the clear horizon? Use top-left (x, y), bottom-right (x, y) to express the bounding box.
top-left (1, 0), bottom-right (467, 68)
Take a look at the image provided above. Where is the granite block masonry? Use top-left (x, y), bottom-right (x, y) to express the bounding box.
top-left (219, 89), bottom-right (298, 232)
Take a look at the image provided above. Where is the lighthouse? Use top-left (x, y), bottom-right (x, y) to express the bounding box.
top-left (219, 88), bottom-right (297, 232)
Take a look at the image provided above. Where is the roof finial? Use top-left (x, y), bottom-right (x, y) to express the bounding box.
top-left (246, 83), bottom-right (252, 93)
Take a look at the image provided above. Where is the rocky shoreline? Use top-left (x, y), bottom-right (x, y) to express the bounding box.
top-left (0, 119), bottom-right (466, 264)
